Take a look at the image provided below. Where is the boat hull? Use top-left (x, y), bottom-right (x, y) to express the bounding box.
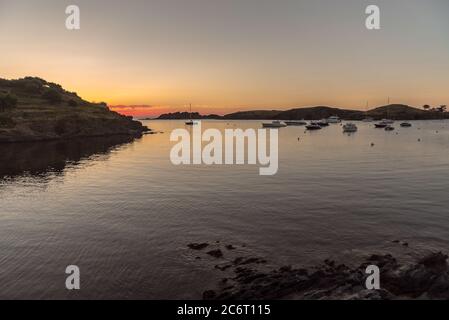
top-left (285, 121), bottom-right (307, 126)
top-left (306, 125), bottom-right (322, 130)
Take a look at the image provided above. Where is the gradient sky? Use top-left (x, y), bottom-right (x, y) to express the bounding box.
top-left (1, 0), bottom-right (448, 116)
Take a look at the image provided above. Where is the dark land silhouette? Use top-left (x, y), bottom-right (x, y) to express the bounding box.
top-left (158, 104), bottom-right (449, 121)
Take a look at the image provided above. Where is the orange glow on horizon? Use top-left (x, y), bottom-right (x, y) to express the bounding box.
top-left (109, 105), bottom-right (238, 118)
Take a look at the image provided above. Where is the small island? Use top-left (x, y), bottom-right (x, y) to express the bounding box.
top-left (0, 77), bottom-right (150, 143)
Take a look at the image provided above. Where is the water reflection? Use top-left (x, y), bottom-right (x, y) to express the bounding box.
top-left (0, 135), bottom-right (139, 182)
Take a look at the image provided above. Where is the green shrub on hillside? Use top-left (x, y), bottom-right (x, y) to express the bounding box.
top-left (0, 115), bottom-right (15, 127)
top-left (23, 80), bottom-right (43, 94)
top-left (0, 93), bottom-right (18, 112)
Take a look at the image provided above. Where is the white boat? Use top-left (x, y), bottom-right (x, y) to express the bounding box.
top-left (317, 119), bottom-right (329, 127)
top-left (306, 122), bottom-right (322, 130)
top-left (343, 123), bottom-right (358, 132)
top-left (285, 120), bottom-right (307, 126)
top-left (381, 119), bottom-right (394, 124)
top-left (262, 120), bottom-right (287, 128)
top-left (327, 116), bottom-right (341, 123)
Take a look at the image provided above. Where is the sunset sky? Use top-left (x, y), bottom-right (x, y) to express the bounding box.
top-left (1, 0), bottom-right (448, 117)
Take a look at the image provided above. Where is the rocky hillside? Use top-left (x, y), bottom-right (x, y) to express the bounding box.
top-left (0, 77), bottom-right (150, 142)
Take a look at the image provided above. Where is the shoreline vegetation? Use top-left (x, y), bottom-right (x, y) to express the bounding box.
top-left (0, 77), bottom-right (150, 143)
top-left (157, 105), bottom-right (448, 121)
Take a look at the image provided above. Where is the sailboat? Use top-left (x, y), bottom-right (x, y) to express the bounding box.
top-left (362, 101), bottom-right (374, 122)
top-left (185, 104), bottom-right (197, 126)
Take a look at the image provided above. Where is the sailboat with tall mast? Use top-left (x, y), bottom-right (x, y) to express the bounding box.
top-left (185, 104), bottom-right (197, 125)
top-left (363, 101), bottom-right (374, 122)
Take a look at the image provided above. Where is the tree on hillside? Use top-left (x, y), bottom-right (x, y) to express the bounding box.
top-left (42, 88), bottom-right (62, 104)
top-left (423, 105), bottom-right (431, 111)
top-left (0, 93), bottom-right (18, 112)
top-left (23, 80), bottom-right (43, 94)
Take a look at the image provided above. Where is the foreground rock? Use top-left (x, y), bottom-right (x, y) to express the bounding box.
top-left (203, 251), bottom-right (449, 300)
top-left (188, 243), bottom-right (210, 250)
top-left (0, 77), bottom-right (150, 142)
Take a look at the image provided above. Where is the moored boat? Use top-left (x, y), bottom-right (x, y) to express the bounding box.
top-left (285, 120), bottom-right (307, 126)
top-left (400, 122), bottom-right (412, 127)
top-left (185, 120), bottom-right (197, 126)
top-left (374, 122), bottom-right (388, 128)
top-left (306, 122), bottom-right (322, 130)
top-left (317, 120), bottom-right (329, 127)
top-left (185, 104), bottom-right (198, 125)
top-left (343, 123), bottom-right (358, 132)
top-left (327, 116), bottom-right (341, 124)
top-left (262, 120), bottom-right (287, 128)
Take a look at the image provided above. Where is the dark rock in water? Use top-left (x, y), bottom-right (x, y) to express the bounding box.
top-left (418, 252), bottom-right (448, 271)
top-left (324, 259), bottom-right (336, 267)
top-left (392, 240), bottom-right (409, 247)
top-left (188, 243), bottom-right (209, 250)
top-left (233, 257), bottom-right (267, 266)
top-left (215, 263), bottom-right (233, 271)
top-left (203, 250), bottom-right (449, 300)
top-left (203, 290), bottom-right (217, 300)
top-left (225, 245), bottom-right (236, 250)
top-left (207, 249), bottom-right (224, 258)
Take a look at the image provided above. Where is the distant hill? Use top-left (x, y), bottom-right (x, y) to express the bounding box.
top-left (223, 110), bottom-right (282, 120)
top-left (0, 77), bottom-right (150, 142)
top-left (224, 106), bottom-right (364, 120)
top-left (158, 104), bottom-right (448, 121)
top-left (367, 104), bottom-right (446, 120)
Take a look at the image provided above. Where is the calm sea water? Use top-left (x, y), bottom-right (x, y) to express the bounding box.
top-left (1, 120), bottom-right (449, 299)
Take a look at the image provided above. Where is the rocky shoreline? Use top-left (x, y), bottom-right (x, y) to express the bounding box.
top-left (187, 241), bottom-right (449, 300)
